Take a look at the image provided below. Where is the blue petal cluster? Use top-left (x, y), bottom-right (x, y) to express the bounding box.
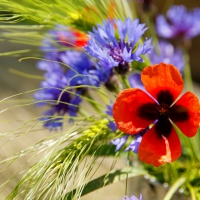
top-left (121, 194), bottom-right (143, 200)
top-left (111, 132), bottom-right (144, 154)
top-left (35, 26), bottom-right (111, 129)
top-left (105, 102), bottom-right (118, 132)
top-left (156, 5), bottom-right (200, 39)
top-left (60, 51), bottom-right (111, 86)
top-left (34, 59), bottom-right (82, 130)
top-left (128, 73), bottom-right (144, 90)
top-left (85, 18), bottom-right (152, 74)
top-left (149, 41), bottom-right (184, 73)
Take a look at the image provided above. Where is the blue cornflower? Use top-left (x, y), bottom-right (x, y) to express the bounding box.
top-left (36, 24), bottom-right (115, 129)
top-left (149, 40), bottom-right (185, 73)
top-left (35, 48), bottom-right (112, 129)
top-left (111, 135), bottom-right (129, 151)
top-left (40, 110), bottom-right (63, 130)
top-left (84, 18), bottom-right (152, 75)
top-left (121, 194), bottom-right (143, 200)
top-left (111, 131), bottom-right (146, 153)
top-left (128, 72), bottom-right (144, 90)
top-left (34, 64), bottom-right (82, 129)
top-left (125, 133), bottom-right (143, 153)
top-left (60, 51), bottom-right (111, 87)
top-left (105, 102), bottom-right (118, 132)
top-left (37, 53), bottom-right (63, 73)
top-left (156, 5), bottom-right (200, 39)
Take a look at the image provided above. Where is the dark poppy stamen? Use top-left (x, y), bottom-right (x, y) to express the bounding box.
top-left (156, 103), bottom-right (170, 120)
top-left (157, 90), bottom-right (174, 105)
top-left (155, 103), bottom-right (172, 137)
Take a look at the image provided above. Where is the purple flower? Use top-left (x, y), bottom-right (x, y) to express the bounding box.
top-left (111, 135), bottom-right (129, 151)
top-left (156, 5), bottom-right (200, 39)
top-left (84, 18), bottom-right (152, 75)
top-left (128, 73), bottom-right (144, 90)
top-left (105, 102), bottom-right (118, 132)
top-left (34, 67), bottom-right (82, 129)
top-left (125, 133), bottom-right (143, 153)
top-left (111, 132), bottom-right (145, 153)
top-left (35, 49), bottom-right (111, 129)
top-left (35, 24), bottom-right (115, 129)
top-left (40, 110), bottom-right (63, 130)
top-left (122, 194), bottom-right (143, 200)
top-left (110, 124), bottom-right (151, 153)
top-left (149, 41), bottom-right (185, 73)
top-left (60, 51), bottom-right (111, 87)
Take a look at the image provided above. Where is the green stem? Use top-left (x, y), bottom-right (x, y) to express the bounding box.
top-left (162, 0), bottom-right (175, 13)
top-left (144, 15), bottom-right (160, 56)
top-left (85, 92), bottom-right (102, 114)
top-left (183, 49), bottom-right (193, 91)
top-left (65, 167), bottom-right (147, 200)
top-left (172, 122), bottom-right (199, 162)
top-left (187, 184), bottom-right (197, 200)
top-left (163, 176), bottom-right (186, 200)
top-left (121, 75), bottom-right (131, 89)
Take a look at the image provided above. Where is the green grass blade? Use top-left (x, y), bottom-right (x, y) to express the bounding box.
top-left (65, 167), bottom-right (147, 199)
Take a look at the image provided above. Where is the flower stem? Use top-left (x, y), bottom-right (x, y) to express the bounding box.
top-left (163, 176), bottom-right (186, 200)
top-left (85, 91), bottom-right (103, 114)
top-left (187, 184), bottom-right (197, 200)
top-left (183, 49), bottom-right (193, 91)
top-left (121, 75), bottom-right (131, 89)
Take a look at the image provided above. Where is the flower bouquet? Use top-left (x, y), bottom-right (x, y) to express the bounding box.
top-left (0, 0), bottom-right (200, 199)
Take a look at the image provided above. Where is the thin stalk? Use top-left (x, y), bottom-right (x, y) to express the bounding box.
top-left (144, 15), bottom-right (160, 55)
top-left (172, 122), bottom-right (199, 162)
top-left (85, 92), bottom-right (102, 114)
top-left (121, 75), bottom-right (131, 89)
top-left (162, 0), bottom-right (175, 14)
top-left (187, 184), bottom-right (197, 200)
top-left (125, 152), bottom-right (131, 196)
top-left (163, 176), bottom-right (186, 200)
top-left (183, 49), bottom-right (193, 91)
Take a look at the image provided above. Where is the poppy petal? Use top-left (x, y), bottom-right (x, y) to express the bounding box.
top-left (138, 125), bottom-right (181, 167)
top-left (171, 92), bottom-right (200, 137)
top-left (113, 88), bottom-right (156, 134)
top-left (141, 63), bottom-right (183, 105)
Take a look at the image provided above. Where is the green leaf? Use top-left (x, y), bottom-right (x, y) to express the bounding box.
top-left (190, 178), bottom-right (200, 187)
top-left (87, 144), bottom-right (116, 156)
top-left (65, 167), bottom-right (147, 199)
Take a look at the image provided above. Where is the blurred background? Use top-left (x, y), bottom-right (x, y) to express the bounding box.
top-left (0, 0), bottom-right (200, 199)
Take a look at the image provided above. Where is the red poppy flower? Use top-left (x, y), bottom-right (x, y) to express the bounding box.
top-left (113, 63), bottom-right (200, 167)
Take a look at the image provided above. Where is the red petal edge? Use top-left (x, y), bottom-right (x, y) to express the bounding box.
top-left (113, 88), bottom-right (156, 134)
top-left (138, 125), bottom-right (181, 167)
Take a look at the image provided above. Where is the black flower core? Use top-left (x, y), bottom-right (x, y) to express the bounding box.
top-left (137, 90), bottom-right (189, 138)
top-left (114, 62), bottom-right (131, 75)
top-left (157, 103), bottom-right (170, 121)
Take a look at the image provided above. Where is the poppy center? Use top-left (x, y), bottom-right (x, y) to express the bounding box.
top-left (156, 104), bottom-right (170, 121)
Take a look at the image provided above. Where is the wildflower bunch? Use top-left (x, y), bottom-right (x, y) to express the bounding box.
top-left (0, 1), bottom-right (200, 200)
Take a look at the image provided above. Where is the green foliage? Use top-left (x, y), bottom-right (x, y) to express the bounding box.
top-left (66, 167), bottom-right (147, 199)
top-left (6, 119), bottom-right (119, 200)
